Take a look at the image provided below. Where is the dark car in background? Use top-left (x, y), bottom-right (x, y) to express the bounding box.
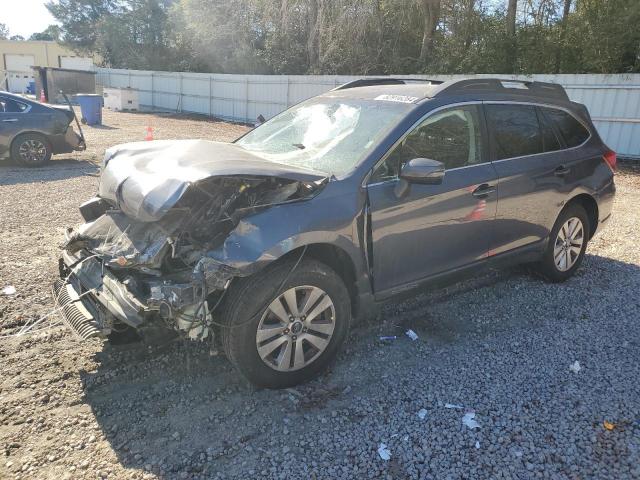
top-left (56, 78), bottom-right (615, 388)
top-left (0, 91), bottom-right (85, 167)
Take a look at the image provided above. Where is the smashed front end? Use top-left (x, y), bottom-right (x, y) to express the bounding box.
top-left (56, 139), bottom-right (326, 341)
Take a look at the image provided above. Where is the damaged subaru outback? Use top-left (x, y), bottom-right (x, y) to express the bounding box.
top-left (57, 78), bottom-right (615, 388)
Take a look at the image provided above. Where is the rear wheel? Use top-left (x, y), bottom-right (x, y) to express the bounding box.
top-left (219, 258), bottom-right (351, 388)
top-left (11, 133), bottom-right (52, 167)
top-left (536, 203), bottom-right (590, 282)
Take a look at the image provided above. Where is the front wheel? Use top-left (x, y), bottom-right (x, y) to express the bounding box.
top-left (219, 258), bottom-right (351, 388)
top-left (536, 203), bottom-right (590, 282)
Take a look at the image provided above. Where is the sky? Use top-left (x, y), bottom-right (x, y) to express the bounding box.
top-left (1, 0), bottom-right (57, 38)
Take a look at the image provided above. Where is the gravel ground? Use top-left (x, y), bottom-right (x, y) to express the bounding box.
top-left (1, 110), bottom-right (639, 479)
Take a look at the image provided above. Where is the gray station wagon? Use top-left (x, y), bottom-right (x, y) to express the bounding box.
top-left (57, 78), bottom-right (616, 388)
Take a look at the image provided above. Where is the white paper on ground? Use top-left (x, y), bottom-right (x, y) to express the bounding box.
top-left (569, 360), bottom-right (582, 373)
top-left (377, 443), bottom-right (391, 461)
top-left (462, 412), bottom-right (480, 430)
top-left (405, 329), bottom-right (419, 341)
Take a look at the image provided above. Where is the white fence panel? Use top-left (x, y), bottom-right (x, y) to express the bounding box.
top-left (96, 69), bottom-right (640, 158)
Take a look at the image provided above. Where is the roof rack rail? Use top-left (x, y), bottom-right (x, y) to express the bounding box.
top-left (431, 78), bottom-right (569, 100)
top-left (332, 78), bottom-right (444, 91)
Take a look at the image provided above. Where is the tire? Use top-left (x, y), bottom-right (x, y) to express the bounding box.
top-left (11, 133), bottom-right (52, 167)
top-left (535, 203), bottom-right (590, 283)
top-left (218, 258), bottom-right (351, 388)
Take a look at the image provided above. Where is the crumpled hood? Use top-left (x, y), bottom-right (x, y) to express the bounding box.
top-left (98, 139), bottom-right (327, 222)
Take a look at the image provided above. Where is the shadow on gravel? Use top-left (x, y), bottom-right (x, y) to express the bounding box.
top-left (85, 124), bottom-right (119, 130)
top-left (0, 158), bottom-right (99, 186)
top-left (76, 253), bottom-right (640, 478)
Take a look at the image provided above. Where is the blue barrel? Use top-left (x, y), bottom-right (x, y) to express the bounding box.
top-left (76, 94), bottom-right (103, 125)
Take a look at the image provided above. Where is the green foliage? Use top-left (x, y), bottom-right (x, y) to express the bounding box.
top-left (45, 0), bottom-right (640, 73)
top-left (29, 25), bottom-right (62, 41)
top-left (0, 23), bottom-right (9, 40)
top-left (46, 0), bottom-right (116, 52)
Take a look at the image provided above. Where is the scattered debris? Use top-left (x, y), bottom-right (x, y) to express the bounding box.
top-left (405, 329), bottom-right (419, 341)
top-left (2, 285), bottom-right (16, 295)
top-left (377, 443), bottom-right (391, 461)
top-left (569, 361), bottom-right (582, 373)
top-left (462, 412), bottom-right (480, 430)
top-left (379, 336), bottom-right (397, 342)
top-left (603, 421), bottom-right (616, 431)
top-left (475, 441), bottom-right (481, 449)
top-left (417, 408), bottom-right (428, 420)
top-left (445, 403), bottom-right (464, 410)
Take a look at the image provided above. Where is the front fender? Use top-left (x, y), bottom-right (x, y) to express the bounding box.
top-left (203, 191), bottom-right (367, 279)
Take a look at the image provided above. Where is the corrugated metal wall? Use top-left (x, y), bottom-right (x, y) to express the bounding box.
top-left (96, 69), bottom-right (640, 158)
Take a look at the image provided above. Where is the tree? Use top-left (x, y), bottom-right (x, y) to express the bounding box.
top-left (41, 0), bottom-right (640, 75)
top-left (554, 0), bottom-right (571, 72)
top-left (29, 25), bottom-right (62, 41)
top-left (0, 23), bottom-right (9, 40)
top-left (506, 0), bottom-right (517, 36)
top-left (9, 35), bottom-right (25, 41)
top-left (46, 0), bottom-right (116, 52)
top-left (418, 0), bottom-right (441, 64)
top-left (505, 0), bottom-right (518, 71)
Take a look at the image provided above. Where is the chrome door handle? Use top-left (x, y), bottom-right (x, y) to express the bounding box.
top-left (472, 184), bottom-right (496, 198)
top-left (2, 118), bottom-right (18, 122)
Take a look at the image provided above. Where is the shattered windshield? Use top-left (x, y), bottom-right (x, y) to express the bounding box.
top-left (236, 97), bottom-right (410, 175)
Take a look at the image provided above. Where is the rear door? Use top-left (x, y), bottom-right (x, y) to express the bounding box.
top-left (485, 102), bottom-right (571, 255)
top-left (367, 103), bottom-right (498, 295)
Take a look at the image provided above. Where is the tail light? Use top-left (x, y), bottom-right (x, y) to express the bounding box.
top-left (603, 150), bottom-right (617, 172)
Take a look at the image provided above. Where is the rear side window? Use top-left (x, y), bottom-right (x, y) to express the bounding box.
top-left (537, 107), bottom-right (562, 152)
top-left (542, 107), bottom-right (590, 147)
top-left (486, 104), bottom-right (543, 160)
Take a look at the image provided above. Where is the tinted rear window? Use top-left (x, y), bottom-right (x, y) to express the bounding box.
top-left (486, 104), bottom-right (543, 160)
top-left (542, 107), bottom-right (590, 147)
top-left (537, 107), bottom-right (562, 152)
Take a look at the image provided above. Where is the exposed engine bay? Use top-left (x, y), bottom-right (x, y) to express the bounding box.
top-left (58, 140), bottom-right (327, 341)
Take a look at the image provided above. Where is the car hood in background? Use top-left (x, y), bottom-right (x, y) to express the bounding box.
top-left (98, 139), bottom-right (328, 222)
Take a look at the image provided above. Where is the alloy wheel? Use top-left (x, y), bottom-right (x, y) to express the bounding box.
top-left (18, 139), bottom-right (47, 164)
top-left (553, 217), bottom-right (584, 272)
top-left (256, 285), bottom-right (336, 372)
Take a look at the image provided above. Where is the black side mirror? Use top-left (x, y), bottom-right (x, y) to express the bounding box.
top-left (394, 158), bottom-right (445, 198)
top-left (400, 158), bottom-right (445, 184)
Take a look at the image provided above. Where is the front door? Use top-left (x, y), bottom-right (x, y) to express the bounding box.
top-left (0, 96), bottom-right (26, 157)
top-left (367, 104), bottom-right (498, 295)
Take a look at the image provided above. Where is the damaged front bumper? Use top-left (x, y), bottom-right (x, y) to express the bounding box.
top-left (56, 248), bottom-right (237, 341)
top-left (57, 250), bottom-right (149, 338)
